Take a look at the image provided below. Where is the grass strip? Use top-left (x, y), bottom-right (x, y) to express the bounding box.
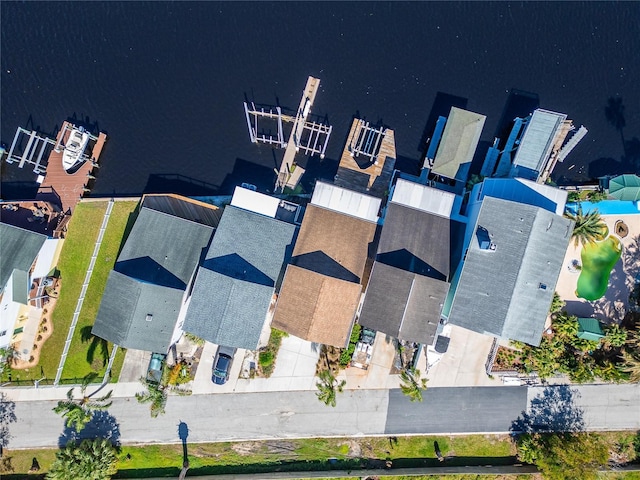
top-left (61, 200), bottom-right (139, 381)
top-left (2, 432), bottom-right (639, 478)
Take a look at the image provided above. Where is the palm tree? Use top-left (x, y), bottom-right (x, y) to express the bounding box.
top-left (315, 369), bottom-right (346, 407)
top-left (53, 373), bottom-right (113, 432)
top-left (551, 312), bottom-right (579, 341)
top-left (565, 207), bottom-right (607, 247)
top-left (549, 291), bottom-right (565, 314)
top-left (603, 324), bottom-right (627, 349)
top-left (621, 352), bottom-right (640, 382)
top-left (399, 368), bottom-right (428, 402)
top-left (47, 438), bottom-right (117, 480)
top-left (135, 377), bottom-right (167, 418)
top-left (80, 326), bottom-right (110, 370)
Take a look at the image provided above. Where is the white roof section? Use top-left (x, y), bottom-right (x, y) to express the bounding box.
top-left (513, 109), bottom-right (567, 172)
top-left (391, 178), bottom-right (455, 218)
top-left (32, 239), bottom-right (61, 279)
top-left (311, 181), bottom-right (380, 222)
top-left (230, 186), bottom-right (280, 218)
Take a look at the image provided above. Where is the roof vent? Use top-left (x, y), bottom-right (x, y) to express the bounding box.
top-left (538, 283), bottom-right (547, 290)
top-left (145, 314), bottom-right (153, 322)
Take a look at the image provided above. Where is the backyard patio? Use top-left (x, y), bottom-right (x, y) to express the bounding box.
top-left (556, 212), bottom-right (640, 324)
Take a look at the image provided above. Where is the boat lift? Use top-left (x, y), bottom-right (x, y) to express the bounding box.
top-left (244, 76), bottom-right (333, 192)
top-left (4, 127), bottom-right (57, 175)
top-left (348, 119), bottom-right (386, 166)
top-left (4, 123), bottom-right (99, 175)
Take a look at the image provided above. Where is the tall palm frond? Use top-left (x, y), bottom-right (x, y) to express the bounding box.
top-left (565, 207), bottom-right (607, 247)
top-left (135, 377), bottom-right (167, 418)
top-left (52, 373), bottom-right (113, 432)
top-left (399, 368), bottom-right (428, 402)
top-left (621, 351), bottom-right (640, 382)
top-left (315, 369), bottom-right (346, 408)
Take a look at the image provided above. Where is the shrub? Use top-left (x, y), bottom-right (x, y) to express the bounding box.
top-left (259, 351), bottom-right (274, 368)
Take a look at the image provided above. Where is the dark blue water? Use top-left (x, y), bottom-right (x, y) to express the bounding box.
top-left (2, 2), bottom-right (639, 198)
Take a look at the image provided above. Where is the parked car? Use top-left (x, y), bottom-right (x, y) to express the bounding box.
top-left (212, 346), bottom-right (236, 385)
top-left (147, 352), bottom-right (166, 384)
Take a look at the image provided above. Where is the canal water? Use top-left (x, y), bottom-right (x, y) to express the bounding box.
top-left (1, 2), bottom-right (639, 199)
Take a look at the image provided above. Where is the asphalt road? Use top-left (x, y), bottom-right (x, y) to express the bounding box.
top-left (6, 384), bottom-right (640, 449)
top-left (8, 390), bottom-right (390, 449)
top-left (385, 386), bottom-right (528, 434)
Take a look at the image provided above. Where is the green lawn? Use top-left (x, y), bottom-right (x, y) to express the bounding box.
top-left (5, 200), bottom-right (139, 384)
top-left (2, 434), bottom-right (517, 478)
top-left (60, 200), bottom-right (139, 381)
top-left (3, 432), bottom-right (639, 478)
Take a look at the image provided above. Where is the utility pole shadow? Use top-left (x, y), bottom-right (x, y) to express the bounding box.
top-left (178, 421), bottom-right (189, 480)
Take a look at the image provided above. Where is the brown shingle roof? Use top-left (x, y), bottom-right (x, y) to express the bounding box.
top-left (271, 265), bottom-right (361, 347)
top-left (291, 205), bottom-right (377, 281)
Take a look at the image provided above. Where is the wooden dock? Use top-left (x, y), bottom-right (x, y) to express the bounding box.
top-left (333, 118), bottom-right (396, 198)
top-left (38, 121), bottom-right (107, 213)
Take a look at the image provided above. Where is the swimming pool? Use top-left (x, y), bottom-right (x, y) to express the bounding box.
top-left (566, 200), bottom-right (640, 215)
top-left (576, 236), bottom-right (623, 301)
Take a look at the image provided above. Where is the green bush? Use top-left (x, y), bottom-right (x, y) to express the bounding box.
top-left (349, 324), bottom-right (361, 344)
top-left (259, 351), bottom-right (274, 368)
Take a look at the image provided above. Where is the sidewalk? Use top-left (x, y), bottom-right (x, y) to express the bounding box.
top-left (1, 325), bottom-right (504, 403)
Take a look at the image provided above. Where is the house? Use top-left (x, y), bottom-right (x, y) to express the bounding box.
top-left (271, 182), bottom-right (379, 347)
top-left (91, 195), bottom-right (221, 354)
top-left (359, 179), bottom-right (465, 345)
top-left (183, 187), bottom-right (298, 350)
top-left (424, 106), bottom-right (486, 187)
top-left (0, 223), bottom-right (50, 357)
top-left (446, 196), bottom-right (573, 346)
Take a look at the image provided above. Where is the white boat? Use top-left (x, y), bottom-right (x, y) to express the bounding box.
top-left (62, 126), bottom-right (90, 171)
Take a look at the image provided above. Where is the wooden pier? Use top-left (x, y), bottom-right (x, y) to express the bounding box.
top-left (2, 120), bottom-right (107, 237)
top-left (244, 76), bottom-right (332, 192)
top-left (38, 121), bottom-right (107, 213)
top-left (333, 118), bottom-right (396, 198)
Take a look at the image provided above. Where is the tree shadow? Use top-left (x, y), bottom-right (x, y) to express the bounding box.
top-left (58, 410), bottom-right (121, 448)
top-left (80, 325), bottom-right (109, 370)
top-left (605, 96), bottom-right (626, 148)
top-left (0, 393), bottom-right (17, 449)
top-left (588, 97), bottom-right (640, 180)
top-left (511, 385), bottom-right (584, 434)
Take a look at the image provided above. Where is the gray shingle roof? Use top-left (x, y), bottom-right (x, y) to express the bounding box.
top-left (358, 202), bottom-right (463, 344)
top-left (0, 223), bottom-right (47, 287)
top-left (92, 204), bottom-right (215, 352)
top-left (359, 262), bottom-right (448, 344)
top-left (92, 270), bottom-right (183, 352)
top-left (183, 206), bottom-right (296, 349)
top-left (448, 197), bottom-right (573, 346)
top-left (116, 207), bottom-right (214, 288)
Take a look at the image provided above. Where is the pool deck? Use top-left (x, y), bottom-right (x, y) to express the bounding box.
top-left (555, 212), bottom-right (640, 324)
